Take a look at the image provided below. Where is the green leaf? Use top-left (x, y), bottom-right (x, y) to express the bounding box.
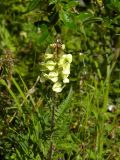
top-left (12, 77), bottom-right (27, 103)
top-left (0, 79), bottom-right (22, 113)
top-left (19, 141), bottom-right (29, 155)
top-left (38, 30), bottom-right (49, 43)
top-left (56, 86), bottom-right (73, 121)
top-left (27, 0), bottom-right (41, 12)
top-left (83, 17), bottom-right (103, 24)
top-left (77, 11), bottom-right (93, 22)
top-left (38, 24), bottom-right (49, 43)
top-left (60, 10), bottom-right (76, 28)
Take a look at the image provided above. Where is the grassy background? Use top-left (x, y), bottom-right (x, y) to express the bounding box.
top-left (0, 0), bottom-right (120, 159)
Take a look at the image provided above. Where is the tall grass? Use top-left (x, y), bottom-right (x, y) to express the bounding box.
top-left (0, 65), bottom-right (120, 159)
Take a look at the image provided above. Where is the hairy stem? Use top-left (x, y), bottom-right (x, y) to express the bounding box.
top-left (48, 94), bottom-right (57, 160)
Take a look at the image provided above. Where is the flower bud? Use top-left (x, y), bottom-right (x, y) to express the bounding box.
top-left (44, 53), bottom-right (53, 60)
top-left (50, 43), bottom-right (57, 48)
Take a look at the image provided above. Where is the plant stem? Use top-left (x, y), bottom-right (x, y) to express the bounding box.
top-left (48, 95), bottom-right (56, 160)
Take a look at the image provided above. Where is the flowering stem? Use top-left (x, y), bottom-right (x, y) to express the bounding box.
top-left (48, 93), bottom-right (58, 160)
top-left (48, 106), bottom-right (54, 160)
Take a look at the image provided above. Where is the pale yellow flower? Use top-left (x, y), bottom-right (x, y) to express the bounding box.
top-left (52, 82), bottom-right (63, 93)
top-left (59, 54), bottom-right (72, 66)
top-left (48, 71), bottom-right (58, 82)
top-left (63, 78), bottom-right (69, 83)
top-left (62, 63), bottom-right (70, 74)
top-left (45, 61), bottom-right (56, 71)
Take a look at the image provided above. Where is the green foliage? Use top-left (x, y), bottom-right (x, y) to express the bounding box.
top-left (0, 0), bottom-right (120, 159)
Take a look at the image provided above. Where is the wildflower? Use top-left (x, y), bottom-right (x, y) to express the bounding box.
top-left (48, 71), bottom-right (58, 82)
top-left (52, 82), bottom-right (63, 93)
top-left (45, 60), bottom-right (56, 71)
top-left (58, 54), bottom-right (72, 66)
top-left (63, 78), bottom-right (69, 83)
top-left (41, 43), bottom-right (72, 93)
top-left (62, 63), bottom-right (70, 74)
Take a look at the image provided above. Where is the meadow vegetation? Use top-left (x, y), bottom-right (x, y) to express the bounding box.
top-left (0, 0), bottom-right (120, 159)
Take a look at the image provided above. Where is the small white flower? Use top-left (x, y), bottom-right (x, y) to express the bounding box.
top-left (45, 61), bottom-right (56, 71)
top-left (44, 53), bottom-right (53, 60)
top-left (48, 72), bottom-right (58, 82)
top-left (52, 82), bottom-right (63, 93)
top-left (63, 78), bottom-right (69, 83)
